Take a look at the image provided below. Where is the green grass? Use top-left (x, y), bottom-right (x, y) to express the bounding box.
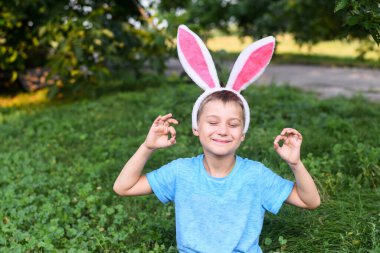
top-left (1, 82), bottom-right (380, 252)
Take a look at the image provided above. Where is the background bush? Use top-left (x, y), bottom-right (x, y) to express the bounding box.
top-left (1, 0), bottom-right (379, 98)
top-left (0, 0), bottom-right (172, 97)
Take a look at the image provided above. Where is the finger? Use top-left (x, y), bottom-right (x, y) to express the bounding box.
top-left (285, 130), bottom-right (303, 142)
top-left (294, 130), bottom-right (303, 140)
top-left (155, 113), bottom-right (172, 125)
top-left (168, 126), bottom-right (176, 139)
top-left (167, 126), bottom-right (177, 146)
top-left (167, 118), bottom-right (179, 125)
top-left (281, 128), bottom-right (302, 138)
top-left (153, 115), bottom-right (162, 125)
top-left (160, 113), bottom-right (173, 122)
top-left (287, 129), bottom-right (302, 138)
top-left (281, 128), bottom-right (293, 136)
top-left (290, 134), bottom-right (302, 142)
top-left (168, 138), bottom-right (176, 146)
top-left (274, 136), bottom-right (286, 150)
top-left (160, 114), bottom-right (174, 127)
top-left (274, 135), bottom-right (286, 149)
top-left (274, 134), bottom-right (286, 144)
top-left (164, 118), bottom-right (179, 127)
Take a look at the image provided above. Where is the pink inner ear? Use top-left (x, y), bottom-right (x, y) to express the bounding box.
top-left (179, 29), bottom-right (216, 88)
top-left (232, 43), bottom-right (274, 91)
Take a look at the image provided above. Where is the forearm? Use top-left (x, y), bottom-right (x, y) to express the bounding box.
top-left (113, 143), bottom-right (154, 194)
top-left (290, 161), bottom-right (321, 208)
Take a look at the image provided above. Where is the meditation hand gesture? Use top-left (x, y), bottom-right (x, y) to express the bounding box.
top-left (273, 128), bottom-right (303, 167)
top-left (143, 113), bottom-right (178, 150)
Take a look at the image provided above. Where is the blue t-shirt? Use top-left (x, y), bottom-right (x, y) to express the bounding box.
top-left (146, 154), bottom-right (294, 253)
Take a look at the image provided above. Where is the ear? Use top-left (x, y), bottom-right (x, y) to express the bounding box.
top-left (177, 25), bottom-right (220, 90)
top-left (226, 36), bottom-right (275, 92)
top-left (192, 128), bottom-right (200, 136)
top-left (240, 133), bottom-right (245, 142)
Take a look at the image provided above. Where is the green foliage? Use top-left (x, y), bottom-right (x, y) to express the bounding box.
top-left (335, 0), bottom-right (380, 45)
top-left (0, 0), bottom-right (172, 97)
top-left (158, 0), bottom-right (379, 46)
top-left (1, 83), bottom-right (380, 251)
top-left (0, 1), bottom-right (56, 82)
top-left (158, 0), bottom-right (231, 39)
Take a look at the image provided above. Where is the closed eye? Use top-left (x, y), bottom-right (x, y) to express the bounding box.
top-left (229, 121), bottom-right (241, 128)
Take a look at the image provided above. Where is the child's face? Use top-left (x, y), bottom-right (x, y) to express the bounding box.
top-left (193, 100), bottom-right (245, 157)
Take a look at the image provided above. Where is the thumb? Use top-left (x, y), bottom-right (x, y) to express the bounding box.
top-left (165, 137), bottom-right (176, 147)
top-left (273, 135), bottom-right (283, 150)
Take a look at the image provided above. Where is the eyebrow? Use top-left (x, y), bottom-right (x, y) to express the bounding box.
top-left (205, 115), bottom-right (242, 122)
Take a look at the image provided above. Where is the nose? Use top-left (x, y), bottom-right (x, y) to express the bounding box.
top-left (217, 123), bottom-right (228, 136)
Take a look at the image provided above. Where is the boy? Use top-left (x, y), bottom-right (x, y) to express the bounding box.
top-left (113, 90), bottom-right (320, 252)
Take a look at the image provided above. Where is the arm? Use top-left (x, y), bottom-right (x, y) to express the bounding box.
top-left (274, 128), bottom-right (321, 209)
top-left (113, 113), bottom-right (178, 196)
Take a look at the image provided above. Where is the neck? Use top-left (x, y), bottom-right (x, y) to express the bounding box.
top-left (203, 154), bottom-right (236, 178)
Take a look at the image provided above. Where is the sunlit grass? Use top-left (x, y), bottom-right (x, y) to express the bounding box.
top-left (0, 89), bottom-right (49, 108)
top-left (207, 34), bottom-right (380, 60)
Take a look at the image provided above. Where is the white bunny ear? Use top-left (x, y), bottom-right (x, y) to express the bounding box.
top-left (177, 25), bottom-right (220, 90)
top-left (226, 36), bottom-right (275, 92)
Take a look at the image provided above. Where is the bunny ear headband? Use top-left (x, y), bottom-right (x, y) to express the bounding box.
top-left (177, 24), bottom-right (275, 133)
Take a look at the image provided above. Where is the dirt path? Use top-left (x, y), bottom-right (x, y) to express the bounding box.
top-left (166, 59), bottom-right (380, 102)
top-left (258, 64), bottom-right (380, 101)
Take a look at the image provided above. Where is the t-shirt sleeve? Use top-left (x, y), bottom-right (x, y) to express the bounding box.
top-left (260, 164), bottom-right (294, 214)
top-left (146, 159), bottom-right (178, 204)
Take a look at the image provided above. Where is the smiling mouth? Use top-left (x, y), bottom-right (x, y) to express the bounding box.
top-left (212, 139), bottom-right (231, 143)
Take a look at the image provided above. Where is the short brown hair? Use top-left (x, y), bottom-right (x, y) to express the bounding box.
top-left (197, 90), bottom-right (245, 123)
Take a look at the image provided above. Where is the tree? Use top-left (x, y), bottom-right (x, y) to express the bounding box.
top-left (0, 1), bottom-right (57, 88)
top-left (157, 0), bottom-right (379, 45)
top-left (334, 0), bottom-right (380, 45)
top-left (0, 0), bottom-right (172, 97)
top-left (231, 0), bottom-right (347, 44)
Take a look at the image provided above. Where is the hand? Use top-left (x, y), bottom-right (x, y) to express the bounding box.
top-left (273, 128), bottom-right (303, 167)
top-left (143, 113), bottom-right (178, 150)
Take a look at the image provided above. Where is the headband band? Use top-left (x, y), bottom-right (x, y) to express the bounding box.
top-left (177, 25), bottom-right (275, 133)
top-left (191, 88), bottom-right (251, 133)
